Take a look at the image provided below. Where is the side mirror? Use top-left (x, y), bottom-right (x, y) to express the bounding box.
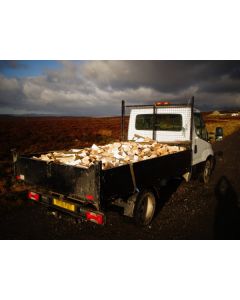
top-left (215, 127), bottom-right (223, 141)
top-left (208, 136), bottom-right (213, 143)
top-left (207, 131), bottom-right (214, 143)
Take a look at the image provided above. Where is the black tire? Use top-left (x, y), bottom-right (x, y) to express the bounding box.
top-left (201, 159), bottom-right (212, 184)
top-left (134, 190), bottom-right (156, 226)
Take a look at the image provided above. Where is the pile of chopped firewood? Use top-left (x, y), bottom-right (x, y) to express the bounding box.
top-left (32, 135), bottom-right (185, 170)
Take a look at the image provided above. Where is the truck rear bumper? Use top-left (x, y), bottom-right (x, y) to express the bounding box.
top-left (27, 190), bottom-right (105, 225)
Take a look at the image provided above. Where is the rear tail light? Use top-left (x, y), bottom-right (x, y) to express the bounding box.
top-left (86, 211), bottom-right (104, 225)
top-left (16, 174), bottom-right (25, 180)
top-left (28, 191), bottom-right (40, 201)
top-left (86, 194), bottom-right (94, 201)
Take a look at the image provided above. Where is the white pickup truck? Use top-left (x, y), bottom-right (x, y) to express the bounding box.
top-left (13, 97), bottom-right (221, 226)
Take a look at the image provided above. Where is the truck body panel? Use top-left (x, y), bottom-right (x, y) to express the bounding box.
top-left (101, 148), bottom-right (191, 201)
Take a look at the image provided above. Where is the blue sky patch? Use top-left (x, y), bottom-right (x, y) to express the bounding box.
top-left (0, 60), bottom-right (62, 78)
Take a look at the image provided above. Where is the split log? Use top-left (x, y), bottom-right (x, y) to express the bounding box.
top-left (33, 135), bottom-right (186, 170)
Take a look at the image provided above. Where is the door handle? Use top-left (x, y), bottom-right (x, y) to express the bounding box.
top-left (194, 145), bottom-right (197, 153)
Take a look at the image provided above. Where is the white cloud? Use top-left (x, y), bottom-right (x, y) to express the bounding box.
top-left (0, 75), bottom-right (20, 91)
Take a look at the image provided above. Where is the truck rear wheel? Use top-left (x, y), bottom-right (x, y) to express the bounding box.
top-left (134, 190), bottom-right (156, 226)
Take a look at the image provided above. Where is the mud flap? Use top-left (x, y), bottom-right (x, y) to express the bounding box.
top-left (112, 193), bottom-right (138, 218)
top-left (123, 193), bottom-right (138, 217)
top-left (183, 171), bottom-right (191, 182)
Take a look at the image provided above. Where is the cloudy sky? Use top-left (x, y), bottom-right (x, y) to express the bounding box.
top-left (0, 60), bottom-right (240, 115)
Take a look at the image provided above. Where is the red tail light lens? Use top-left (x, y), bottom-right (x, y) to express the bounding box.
top-left (86, 212), bottom-right (104, 225)
top-left (86, 194), bottom-right (94, 201)
top-left (28, 191), bottom-right (40, 201)
top-left (16, 174), bottom-right (25, 180)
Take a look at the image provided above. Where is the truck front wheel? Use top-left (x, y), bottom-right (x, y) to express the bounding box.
top-left (134, 190), bottom-right (156, 226)
top-left (201, 159), bottom-right (212, 184)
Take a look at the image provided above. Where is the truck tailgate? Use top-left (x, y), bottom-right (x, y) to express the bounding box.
top-left (16, 156), bottom-right (101, 206)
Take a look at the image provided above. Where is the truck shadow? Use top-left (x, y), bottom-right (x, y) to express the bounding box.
top-left (155, 178), bottom-right (183, 215)
top-left (214, 176), bottom-right (240, 239)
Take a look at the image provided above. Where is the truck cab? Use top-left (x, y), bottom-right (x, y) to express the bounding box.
top-left (127, 101), bottom-right (214, 183)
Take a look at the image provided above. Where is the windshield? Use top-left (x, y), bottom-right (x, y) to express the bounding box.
top-left (135, 114), bottom-right (182, 131)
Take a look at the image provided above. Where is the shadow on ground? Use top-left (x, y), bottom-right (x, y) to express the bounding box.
top-left (214, 176), bottom-right (240, 239)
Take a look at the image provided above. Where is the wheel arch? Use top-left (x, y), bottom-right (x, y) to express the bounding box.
top-left (206, 154), bottom-right (215, 171)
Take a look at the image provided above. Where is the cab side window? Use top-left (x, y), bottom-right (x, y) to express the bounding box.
top-left (194, 113), bottom-right (208, 141)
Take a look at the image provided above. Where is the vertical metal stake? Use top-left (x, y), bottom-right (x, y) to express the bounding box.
top-left (152, 104), bottom-right (157, 140)
top-left (121, 100), bottom-right (125, 141)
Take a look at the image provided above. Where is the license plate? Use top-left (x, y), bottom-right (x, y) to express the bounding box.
top-left (53, 198), bottom-right (75, 212)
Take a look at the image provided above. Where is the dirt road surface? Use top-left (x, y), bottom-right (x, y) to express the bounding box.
top-left (0, 130), bottom-right (239, 240)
